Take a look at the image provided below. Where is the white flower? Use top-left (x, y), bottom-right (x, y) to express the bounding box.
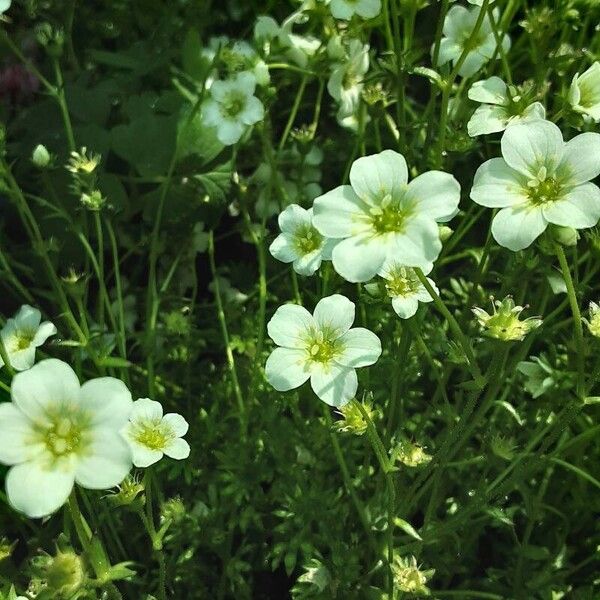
top-left (269, 205), bottom-right (339, 276)
top-left (265, 295), bottom-right (381, 406)
top-left (330, 0), bottom-right (381, 20)
top-left (436, 5), bottom-right (510, 78)
top-left (120, 399), bottom-right (190, 468)
top-left (313, 150), bottom-right (460, 282)
top-left (327, 39), bottom-right (370, 130)
top-left (0, 359), bottom-right (133, 518)
top-left (254, 13), bottom-right (321, 68)
top-left (467, 76), bottom-right (545, 136)
top-left (0, 0), bottom-right (11, 15)
top-left (379, 262), bottom-right (437, 319)
top-left (202, 72), bottom-right (264, 145)
top-left (568, 61), bottom-right (600, 122)
top-left (470, 120), bottom-right (600, 251)
top-left (0, 305), bottom-right (56, 371)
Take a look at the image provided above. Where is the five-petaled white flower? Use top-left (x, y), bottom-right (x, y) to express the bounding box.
top-left (265, 295), bottom-right (381, 406)
top-left (470, 120), bottom-right (600, 251)
top-left (269, 204), bottom-right (338, 276)
top-left (436, 5), bottom-right (510, 78)
top-left (202, 72), bottom-right (265, 145)
top-left (0, 305), bottom-right (56, 372)
top-left (329, 0), bottom-right (381, 20)
top-left (467, 76), bottom-right (545, 137)
top-left (379, 262), bottom-right (437, 319)
top-left (313, 150), bottom-right (460, 282)
top-left (568, 61), bottom-right (600, 122)
top-left (0, 359), bottom-right (133, 518)
top-left (120, 399), bottom-right (190, 468)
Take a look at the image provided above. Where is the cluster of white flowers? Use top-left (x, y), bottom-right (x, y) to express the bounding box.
top-left (0, 307), bottom-right (190, 519)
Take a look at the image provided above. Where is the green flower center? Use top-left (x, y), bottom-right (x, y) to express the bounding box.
top-left (134, 422), bottom-right (173, 451)
top-left (41, 415), bottom-right (85, 457)
top-left (370, 194), bottom-right (412, 234)
top-left (528, 176), bottom-right (561, 205)
top-left (384, 266), bottom-right (421, 297)
top-left (14, 331), bottom-right (35, 351)
top-left (221, 92), bottom-right (246, 118)
top-left (306, 329), bottom-right (341, 364)
top-left (293, 224), bottom-right (323, 254)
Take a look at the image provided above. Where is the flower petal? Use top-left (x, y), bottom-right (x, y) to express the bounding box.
top-left (331, 234), bottom-right (388, 282)
top-left (80, 377), bottom-right (133, 429)
top-left (8, 347), bottom-right (36, 372)
top-left (310, 363), bottom-right (357, 407)
top-left (491, 205), bottom-right (547, 251)
top-left (14, 305), bottom-right (41, 330)
top-left (314, 295), bottom-right (356, 337)
top-left (336, 327), bottom-right (381, 367)
top-left (349, 150), bottom-right (408, 204)
top-left (32, 321), bottom-right (57, 347)
top-left (75, 429), bottom-right (132, 489)
top-left (6, 460), bottom-right (75, 518)
top-left (278, 203), bottom-right (311, 234)
top-left (387, 216), bottom-right (442, 269)
top-left (269, 233), bottom-right (300, 264)
top-left (356, 0), bottom-right (381, 19)
top-left (0, 403), bottom-right (41, 465)
top-left (216, 120), bottom-right (245, 145)
top-left (501, 120), bottom-right (564, 178)
top-left (126, 438), bottom-right (163, 468)
top-left (130, 398), bottom-right (163, 421)
top-left (313, 185), bottom-right (370, 238)
top-left (267, 304), bottom-right (314, 348)
top-left (437, 38), bottom-right (460, 66)
top-left (542, 183), bottom-right (600, 228)
top-left (240, 96), bottom-right (264, 125)
top-left (405, 171), bottom-right (461, 222)
top-left (163, 413), bottom-right (189, 437)
top-left (163, 438), bottom-right (191, 460)
top-left (11, 359), bottom-right (80, 425)
top-left (265, 347), bottom-right (311, 391)
top-left (468, 76), bottom-right (508, 105)
top-left (556, 132), bottom-right (600, 186)
top-left (293, 250), bottom-right (323, 276)
top-left (467, 104), bottom-right (510, 137)
top-left (470, 158), bottom-right (529, 207)
top-left (391, 296), bottom-right (420, 319)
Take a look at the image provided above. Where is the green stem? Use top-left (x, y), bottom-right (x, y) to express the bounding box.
top-left (208, 231), bottom-right (246, 433)
top-left (51, 57), bottom-right (76, 152)
top-left (415, 268), bottom-right (481, 381)
top-left (323, 407), bottom-right (379, 556)
top-left (555, 244), bottom-right (585, 397)
top-left (278, 75), bottom-right (307, 150)
top-left (0, 336), bottom-right (15, 377)
top-left (354, 400), bottom-right (395, 596)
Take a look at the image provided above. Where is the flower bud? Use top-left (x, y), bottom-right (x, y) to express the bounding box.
top-left (161, 497), bottom-right (186, 525)
top-left (584, 302), bottom-right (600, 338)
top-left (551, 225), bottom-right (579, 247)
top-left (32, 144), bottom-right (51, 168)
top-left (392, 440), bottom-right (432, 467)
top-left (41, 550), bottom-right (85, 596)
top-left (333, 400), bottom-right (377, 435)
top-left (473, 296), bottom-right (542, 342)
top-left (391, 555), bottom-right (434, 595)
top-left (107, 475), bottom-right (145, 509)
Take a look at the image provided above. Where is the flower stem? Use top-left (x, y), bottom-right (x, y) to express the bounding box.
top-left (323, 407), bottom-right (379, 557)
top-left (208, 231), bottom-right (246, 434)
top-left (354, 400), bottom-right (395, 597)
top-left (555, 244), bottom-right (586, 397)
top-left (415, 268), bottom-right (482, 381)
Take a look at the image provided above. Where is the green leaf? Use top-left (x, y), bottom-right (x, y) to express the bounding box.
top-left (193, 160), bottom-right (232, 201)
top-left (111, 114), bottom-right (177, 177)
top-left (177, 109), bottom-right (224, 163)
top-left (393, 517), bottom-right (422, 541)
top-left (521, 545), bottom-right (550, 561)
